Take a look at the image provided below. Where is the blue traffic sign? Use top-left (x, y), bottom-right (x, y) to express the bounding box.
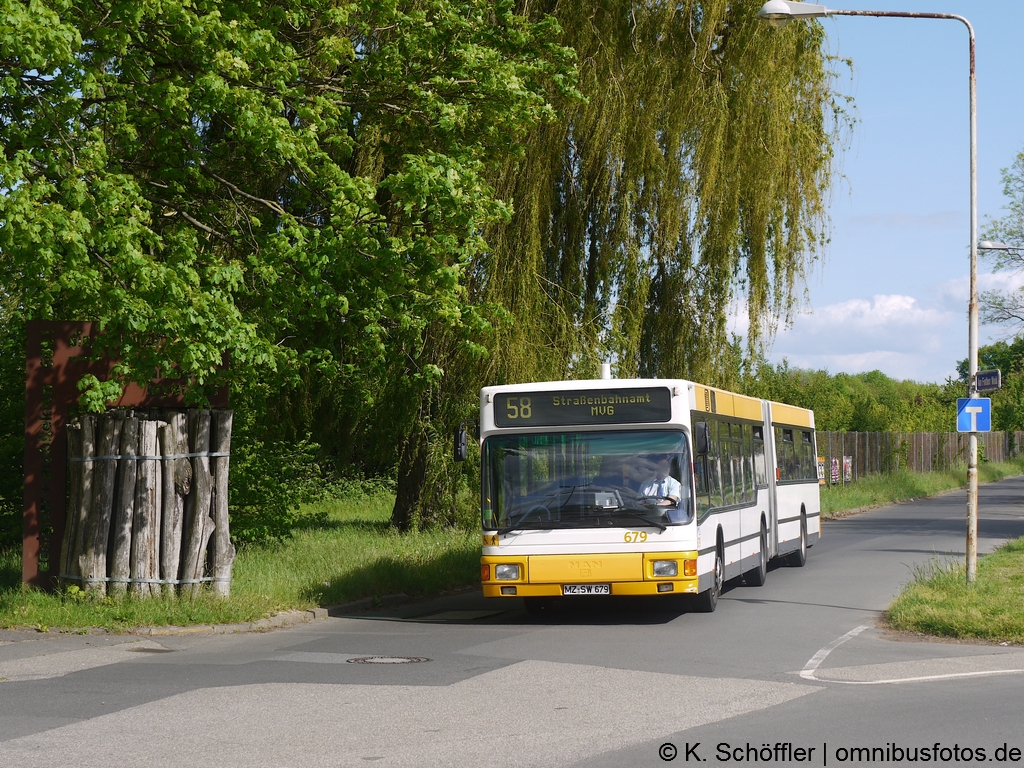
top-left (957, 398), bottom-right (992, 433)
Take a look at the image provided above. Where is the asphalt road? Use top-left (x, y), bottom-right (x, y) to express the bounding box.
top-left (3, 477), bottom-right (1024, 767)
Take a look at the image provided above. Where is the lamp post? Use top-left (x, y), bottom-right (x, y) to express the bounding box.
top-left (758, 1), bottom-right (981, 583)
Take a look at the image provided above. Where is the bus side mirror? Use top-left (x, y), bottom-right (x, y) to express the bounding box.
top-left (694, 422), bottom-right (710, 454)
top-left (454, 425), bottom-right (468, 462)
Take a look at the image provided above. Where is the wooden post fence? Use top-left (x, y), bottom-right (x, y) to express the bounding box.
top-left (819, 430), bottom-right (1024, 485)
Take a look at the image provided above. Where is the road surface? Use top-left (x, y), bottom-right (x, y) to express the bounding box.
top-left (2, 477), bottom-right (1024, 766)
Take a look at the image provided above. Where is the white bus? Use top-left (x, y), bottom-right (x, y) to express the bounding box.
top-left (459, 377), bottom-right (821, 613)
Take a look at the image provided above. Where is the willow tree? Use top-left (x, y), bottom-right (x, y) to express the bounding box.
top-left (388, 0), bottom-right (848, 528)
top-left (480, 0), bottom-right (845, 385)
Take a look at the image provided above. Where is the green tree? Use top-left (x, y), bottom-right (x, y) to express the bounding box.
top-left (1, 0), bottom-right (576, 531)
top-left (744, 361), bottom-right (959, 433)
top-left (980, 145), bottom-right (1024, 328)
top-left (958, 337), bottom-right (1024, 432)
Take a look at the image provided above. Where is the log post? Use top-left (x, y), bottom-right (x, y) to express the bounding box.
top-left (66, 414), bottom-right (96, 586)
top-left (181, 410), bottom-right (214, 596)
top-left (80, 410), bottom-right (125, 596)
top-left (131, 419), bottom-right (162, 597)
top-left (159, 414), bottom-right (190, 595)
top-left (109, 416), bottom-right (139, 597)
top-left (210, 410), bottom-right (234, 597)
top-left (60, 422), bottom-right (83, 586)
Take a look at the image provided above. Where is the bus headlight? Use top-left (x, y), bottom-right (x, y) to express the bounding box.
top-left (495, 564), bottom-right (520, 580)
top-left (652, 560), bottom-right (678, 577)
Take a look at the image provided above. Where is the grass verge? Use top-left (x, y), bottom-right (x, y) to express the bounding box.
top-left (0, 489), bottom-right (479, 632)
top-left (887, 538), bottom-right (1024, 644)
top-left (821, 458), bottom-right (1024, 518)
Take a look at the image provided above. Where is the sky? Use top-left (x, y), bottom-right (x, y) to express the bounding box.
top-left (756, 0), bottom-right (1024, 384)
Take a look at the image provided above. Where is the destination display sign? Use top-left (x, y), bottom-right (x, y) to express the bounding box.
top-left (493, 387), bottom-right (673, 427)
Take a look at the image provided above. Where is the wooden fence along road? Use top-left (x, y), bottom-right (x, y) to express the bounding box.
top-left (818, 430), bottom-right (1024, 484)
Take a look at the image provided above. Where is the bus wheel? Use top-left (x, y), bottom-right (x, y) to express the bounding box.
top-left (523, 597), bottom-right (554, 618)
top-left (693, 543), bottom-right (723, 613)
top-left (744, 521), bottom-right (768, 587)
top-left (787, 513), bottom-right (807, 567)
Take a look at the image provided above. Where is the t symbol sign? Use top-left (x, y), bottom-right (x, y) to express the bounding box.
top-left (957, 398), bottom-right (992, 433)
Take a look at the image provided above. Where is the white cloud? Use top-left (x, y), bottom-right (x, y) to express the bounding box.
top-left (767, 294), bottom-right (960, 381)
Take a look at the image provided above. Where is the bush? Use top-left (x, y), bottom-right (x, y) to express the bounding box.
top-left (228, 412), bottom-right (332, 545)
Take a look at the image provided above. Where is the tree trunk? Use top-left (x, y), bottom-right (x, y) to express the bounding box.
top-left (109, 416), bottom-right (139, 597)
top-left (391, 427), bottom-right (428, 531)
top-left (210, 410), bottom-right (235, 597)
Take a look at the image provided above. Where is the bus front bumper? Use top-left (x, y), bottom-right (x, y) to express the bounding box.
top-left (481, 552), bottom-right (699, 597)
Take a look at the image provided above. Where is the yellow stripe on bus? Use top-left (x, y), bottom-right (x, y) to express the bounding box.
top-left (693, 384), bottom-right (763, 421)
top-left (770, 402), bottom-right (814, 428)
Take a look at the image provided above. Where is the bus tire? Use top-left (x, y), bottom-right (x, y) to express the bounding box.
top-left (787, 512), bottom-right (807, 567)
top-left (693, 539), bottom-right (723, 613)
top-left (744, 520), bottom-right (768, 587)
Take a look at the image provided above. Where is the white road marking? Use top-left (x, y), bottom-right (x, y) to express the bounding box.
top-left (800, 624), bottom-right (870, 680)
top-left (818, 669), bottom-right (1024, 686)
top-left (801, 627), bottom-right (1024, 685)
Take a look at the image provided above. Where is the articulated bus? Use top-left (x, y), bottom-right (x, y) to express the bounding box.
top-left (463, 377), bottom-right (820, 614)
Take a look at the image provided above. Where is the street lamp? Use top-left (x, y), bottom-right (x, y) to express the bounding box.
top-left (758, 1), bottom-right (981, 583)
top-left (978, 241), bottom-right (1019, 252)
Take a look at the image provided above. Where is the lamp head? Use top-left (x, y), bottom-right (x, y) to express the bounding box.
top-left (758, 0), bottom-right (795, 27)
top-left (758, 1), bottom-right (831, 27)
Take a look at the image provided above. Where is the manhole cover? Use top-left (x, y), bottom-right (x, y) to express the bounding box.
top-left (345, 656), bottom-right (431, 665)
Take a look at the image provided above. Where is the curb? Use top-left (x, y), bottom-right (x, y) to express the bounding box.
top-left (7, 586), bottom-right (479, 638)
top-left (324, 593), bottom-right (411, 617)
top-left (128, 607), bottom-right (330, 636)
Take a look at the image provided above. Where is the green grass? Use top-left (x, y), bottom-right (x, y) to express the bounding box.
top-left (888, 537), bottom-right (1024, 644)
top-left (0, 489), bottom-right (479, 632)
top-left (821, 458), bottom-right (1024, 518)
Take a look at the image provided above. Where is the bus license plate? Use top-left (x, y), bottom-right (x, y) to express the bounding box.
top-left (563, 584), bottom-right (610, 595)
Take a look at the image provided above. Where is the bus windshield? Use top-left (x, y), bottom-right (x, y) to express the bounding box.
top-left (482, 430), bottom-right (692, 533)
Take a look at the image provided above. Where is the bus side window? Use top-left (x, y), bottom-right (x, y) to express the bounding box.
top-left (708, 421), bottom-right (725, 509)
top-left (801, 431), bottom-right (815, 481)
top-left (727, 424), bottom-right (741, 506)
top-left (753, 426), bottom-right (767, 488)
top-left (741, 424), bottom-right (753, 503)
top-left (694, 455), bottom-right (711, 517)
top-left (775, 427), bottom-right (796, 481)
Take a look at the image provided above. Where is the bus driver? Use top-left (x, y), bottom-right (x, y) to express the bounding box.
top-left (641, 456), bottom-right (681, 507)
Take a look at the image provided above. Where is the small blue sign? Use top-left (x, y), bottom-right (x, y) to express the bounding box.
top-left (957, 398), bottom-right (992, 433)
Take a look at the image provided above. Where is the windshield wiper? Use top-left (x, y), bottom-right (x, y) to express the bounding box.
top-left (613, 508), bottom-right (668, 532)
